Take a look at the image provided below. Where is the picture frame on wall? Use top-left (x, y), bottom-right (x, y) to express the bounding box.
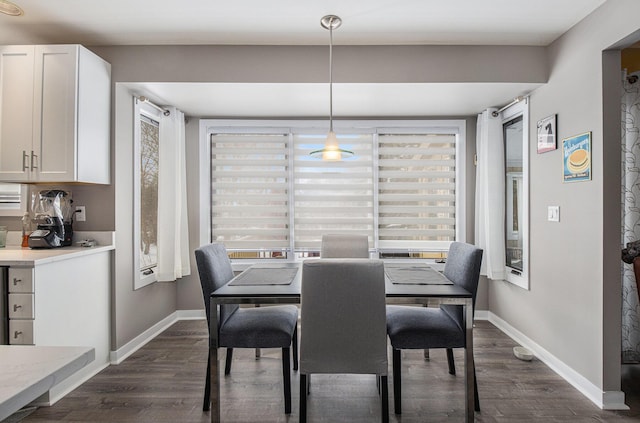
top-left (562, 132), bottom-right (591, 183)
top-left (537, 114), bottom-right (557, 153)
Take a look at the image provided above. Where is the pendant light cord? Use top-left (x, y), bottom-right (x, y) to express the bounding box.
top-left (329, 19), bottom-right (334, 133)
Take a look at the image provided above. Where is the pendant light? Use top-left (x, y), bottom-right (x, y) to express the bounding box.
top-left (310, 15), bottom-right (354, 161)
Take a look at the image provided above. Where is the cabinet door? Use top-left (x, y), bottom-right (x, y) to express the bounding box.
top-left (0, 46), bottom-right (35, 181)
top-left (33, 45), bottom-right (78, 182)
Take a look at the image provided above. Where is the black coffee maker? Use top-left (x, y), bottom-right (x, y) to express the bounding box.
top-left (28, 190), bottom-right (73, 248)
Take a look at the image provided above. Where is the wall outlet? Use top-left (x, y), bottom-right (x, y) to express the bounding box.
top-left (75, 205), bottom-right (86, 222)
top-left (547, 206), bottom-right (560, 222)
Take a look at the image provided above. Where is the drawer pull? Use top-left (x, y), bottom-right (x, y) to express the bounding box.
top-left (13, 304), bottom-right (22, 312)
top-left (13, 331), bottom-right (23, 339)
top-left (13, 278), bottom-right (22, 285)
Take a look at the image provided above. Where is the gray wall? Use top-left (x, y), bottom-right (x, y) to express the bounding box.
top-left (82, 44), bottom-right (544, 349)
top-left (487, 0), bottom-right (640, 397)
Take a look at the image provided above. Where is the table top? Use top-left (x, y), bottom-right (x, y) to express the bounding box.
top-left (211, 261), bottom-right (471, 301)
top-left (0, 346), bottom-right (95, 421)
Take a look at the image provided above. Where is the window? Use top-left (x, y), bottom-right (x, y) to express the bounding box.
top-left (210, 131), bottom-right (290, 258)
top-left (378, 131), bottom-right (457, 251)
top-left (134, 100), bottom-right (162, 288)
top-left (293, 131), bottom-right (374, 250)
top-left (502, 102), bottom-right (529, 288)
top-left (204, 120), bottom-right (465, 258)
top-left (0, 183), bottom-right (26, 216)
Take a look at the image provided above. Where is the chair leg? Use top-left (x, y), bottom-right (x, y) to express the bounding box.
top-left (255, 305), bottom-right (261, 359)
top-left (203, 351), bottom-right (211, 411)
top-left (474, 365), bottom-right (480, 412)
top-left (282, 347), bottom-right (292, 414)
top-left (446, 348), bottom-right (456, 375)
top-left (224, 348), bottom-right (233, 375)
top-left (392, 348), bottom-right (402, 415)
top-left (293, 325), bottom-right (299, 371)
top-left (380, 375), bottom-right (389, 423)
top-left (300, 374), bottom-right (308, 423)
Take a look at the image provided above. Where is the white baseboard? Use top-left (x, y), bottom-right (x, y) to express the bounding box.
top-left (109, 311), bottom-right (206, 365)
top-left (177, 309), bottom-right (206, 320)
top-left (109, 312), bottom-right (180, 364)
top-left (487, 311), bottom-right (629, 411)
top-left (32, 362), bottom-right (111, 407)
top-left (108, 308), bottom-right (628, 411)
top-left (45, 362), bottom-right (111, 405)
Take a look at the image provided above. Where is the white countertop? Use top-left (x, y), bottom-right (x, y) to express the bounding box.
top-left (0, 231), bottom-right (114, 266)
top-left (0, 345), bottom-right (95, 421)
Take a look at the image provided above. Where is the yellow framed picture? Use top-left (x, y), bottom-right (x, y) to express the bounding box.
top-left (562, 132), bottom-right (591, 182)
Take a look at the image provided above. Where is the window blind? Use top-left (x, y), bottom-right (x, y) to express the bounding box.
top-left (0, 183), bottom-right (21, 210)
top-left (293, 132), bottom-right (374, 250)
top-left (210, 132), bottom-right (290, 251)
top-left (378, 133), bottom-right (456, 250)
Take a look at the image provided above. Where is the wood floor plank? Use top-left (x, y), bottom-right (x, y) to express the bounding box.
top-left (16, 320), bottom-right (640, 422)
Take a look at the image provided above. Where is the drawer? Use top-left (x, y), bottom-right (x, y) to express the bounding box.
top-left (9, 320), bottom-right (34, 345)
top-left (8, 293), bottom-right (34, 319)
top-left (8, 267), bottom-right (34, 293)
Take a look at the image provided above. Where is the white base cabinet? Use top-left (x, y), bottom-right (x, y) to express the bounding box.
top-left (0, 44), bottom-right (110, 184)
top-left (7, 251), bottom-right (111, 404)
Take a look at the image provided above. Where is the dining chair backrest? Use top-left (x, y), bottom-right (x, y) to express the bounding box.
top-left (300, 259), bottom-right (387, 375)
top-left (442, 242), bottom-right (483, 327)
top-left (194, 243), bottom-right (240, 332)
top-left (320, 234), bottom-right (370, 258)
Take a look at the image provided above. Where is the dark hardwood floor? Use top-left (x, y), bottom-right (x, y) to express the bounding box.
top-left (17, 319), bottom-right (640, 422)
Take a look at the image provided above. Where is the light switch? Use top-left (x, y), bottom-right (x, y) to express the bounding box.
top-left (547, 206), bottom-right (559, 222)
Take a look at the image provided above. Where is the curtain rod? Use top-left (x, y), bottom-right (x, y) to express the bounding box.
top-left (136, 96), bottom-right (170, 116)
top-left (491, 95), bottom-right (528, 117)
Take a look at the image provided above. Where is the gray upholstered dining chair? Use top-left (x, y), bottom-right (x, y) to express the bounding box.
top-left (299, 259), bottom-right (389, 423)
top-left (320, 233), bottom-right (370, 258)
top-left (194, 243), bottom-right (299, 414)
top-left (386, 241), bottom-right (483, 415)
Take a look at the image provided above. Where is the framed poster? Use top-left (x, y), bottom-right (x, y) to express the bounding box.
top-left (537, 114), bottom-right (557, 153)
top-left (562, 132), bottom-right (591, 182)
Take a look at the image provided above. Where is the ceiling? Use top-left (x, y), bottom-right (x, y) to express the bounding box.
top-left (1, 0), bottom-right (607, 117)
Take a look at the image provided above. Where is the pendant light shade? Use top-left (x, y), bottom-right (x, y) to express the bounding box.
top-left (310, 15), bottom-right (354, 161)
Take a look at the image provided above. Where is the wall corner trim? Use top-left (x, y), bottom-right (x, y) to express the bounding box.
top-left (487, 312), bottom-right (629, 410)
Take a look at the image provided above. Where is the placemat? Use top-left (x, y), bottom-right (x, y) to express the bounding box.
top-left (229, 267), bottom-right (298, 286)
top-left (385, 265), bottom-right (453, 285)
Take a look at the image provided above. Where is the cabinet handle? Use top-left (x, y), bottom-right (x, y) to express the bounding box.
top-left (13, 304), bottom-right (22, 312)
top-left (30, 151), bottom-right (38, 170)
top-left (13, 278), bottom-right (22, 286)
top-left (14, 330), bottom-right (23, 339)
top-left (22, 151), bottom-right (29, 171)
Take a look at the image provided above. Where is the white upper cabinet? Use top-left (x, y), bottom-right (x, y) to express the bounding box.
top-left (0, 45), bottom-right (34, 181)
top-left (0, 45), bottom-right (111, 184)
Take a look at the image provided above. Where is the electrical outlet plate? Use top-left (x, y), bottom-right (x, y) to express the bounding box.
top-left (75, 205), bottom-right (86, 222)
top-left (547, 206), bottom-right (559, 222)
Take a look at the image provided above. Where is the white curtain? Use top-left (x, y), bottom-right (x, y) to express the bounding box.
top-left (621, 69), bottom-right (640, 363)
top-left (156, 107), bottom-right (191, 281)
top-left (474, 108), bottom-right (506, 280)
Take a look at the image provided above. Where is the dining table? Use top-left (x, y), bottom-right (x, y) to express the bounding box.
top-left (208, 261), bottom-right (475, 423)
